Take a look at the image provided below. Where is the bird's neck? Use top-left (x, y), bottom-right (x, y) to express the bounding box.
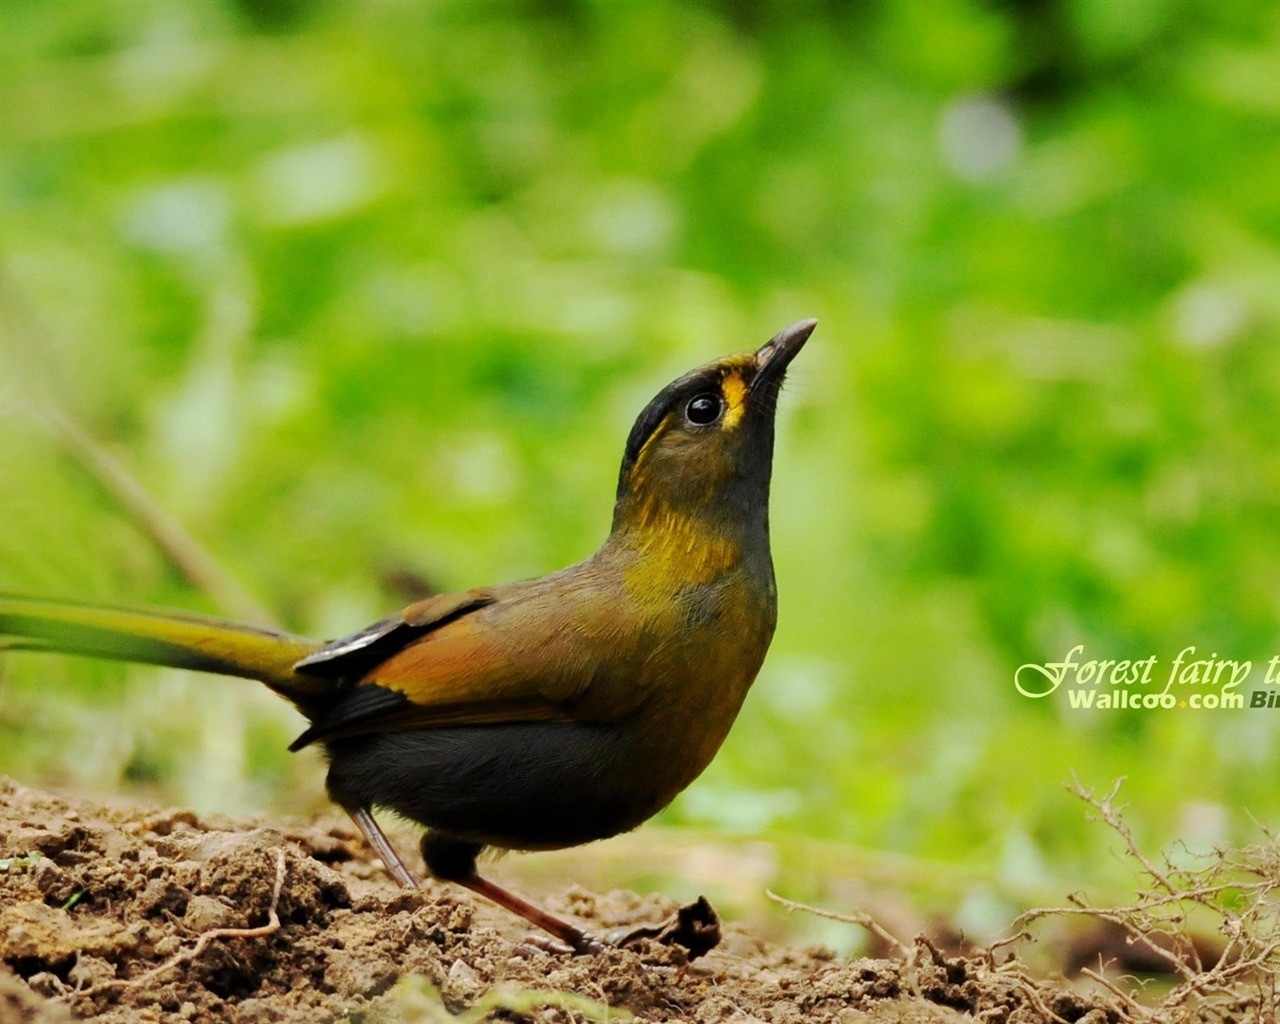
top-left (604, 486), bottom-right (771, 592)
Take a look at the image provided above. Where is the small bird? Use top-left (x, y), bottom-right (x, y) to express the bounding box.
top-left (0, 319), bottom-right (814, 954)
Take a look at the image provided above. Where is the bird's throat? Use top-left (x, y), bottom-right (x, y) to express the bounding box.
top-left (609, 500), bottom-right (746, 598)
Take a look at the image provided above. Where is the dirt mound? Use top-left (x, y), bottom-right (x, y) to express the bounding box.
top-left (0, 778), bottom-right (1120, 1022)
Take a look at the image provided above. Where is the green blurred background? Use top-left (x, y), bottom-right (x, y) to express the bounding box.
top-left (3, 0), bottom-right (1280, 948)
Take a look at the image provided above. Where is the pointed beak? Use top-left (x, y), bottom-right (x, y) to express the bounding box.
top-left (753, 318), bottom-right (817, 388)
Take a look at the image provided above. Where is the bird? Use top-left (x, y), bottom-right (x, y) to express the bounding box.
top-left (0, 319), bottom-right (815, 954)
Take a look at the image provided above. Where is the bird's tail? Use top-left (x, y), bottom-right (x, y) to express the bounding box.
top-left (0, 594), bottom-right (331, 714)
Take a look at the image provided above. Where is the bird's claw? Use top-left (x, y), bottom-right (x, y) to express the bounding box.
top-left (522, 931), bottom-right (607, 956)
top-left (572, 933), bottom-right (608, 956)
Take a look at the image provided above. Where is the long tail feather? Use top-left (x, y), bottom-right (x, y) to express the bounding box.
top-left (0, 594), bottom-right (331, 713)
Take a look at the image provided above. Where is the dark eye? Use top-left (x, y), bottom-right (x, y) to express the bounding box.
top-left (685, 393), bottom-right (723, 426)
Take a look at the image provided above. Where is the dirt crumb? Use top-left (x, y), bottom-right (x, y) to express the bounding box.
top-left (0, 777), bottom-right (1124, 1022)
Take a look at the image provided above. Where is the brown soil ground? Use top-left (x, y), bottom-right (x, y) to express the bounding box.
top-left (0, 777), bottom-right (1124, 1023)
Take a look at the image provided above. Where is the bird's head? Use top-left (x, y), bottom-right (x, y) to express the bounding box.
top-left (610, 320), bottom-right (815, 544)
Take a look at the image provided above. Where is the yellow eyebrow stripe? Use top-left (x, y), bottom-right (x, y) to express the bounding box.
top-left (721, 372), bottom-right (748, 429)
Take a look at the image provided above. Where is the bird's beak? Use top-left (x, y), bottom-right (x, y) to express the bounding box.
top-left (753, 319), bottom-right (817, 389)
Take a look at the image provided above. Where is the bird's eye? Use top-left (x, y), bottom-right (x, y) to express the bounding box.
top-left (685, 393), bottom-right (723, 426)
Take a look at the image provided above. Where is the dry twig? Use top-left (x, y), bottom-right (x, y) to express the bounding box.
top-left (764, 888), bottom-right (913, 957)
top-left (1013, 778), bottom-right (1280, 1023)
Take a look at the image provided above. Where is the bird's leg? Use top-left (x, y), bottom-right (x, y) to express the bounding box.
top-left (346, 811), bottom-right (599, 951)
top-left (349, 814), bottom-right (716, 958)
top-left (347, 806), bottom-right (418, 887)
top-left (422, 831), bottom-right (604, 955)
top-left (457, 874), bottom-right (604, 954)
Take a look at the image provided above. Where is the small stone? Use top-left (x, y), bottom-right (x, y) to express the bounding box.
top-left (442, 957), bottom-right (485, 1011)
top-left (25, 971), bottom-right (66, 998)
top-left (154, 935), bottom-right (182, 957)
top-left (183, 895), bottom-right (237, 931)
top-left (68, 954), bottom-right (116, 988)
top-left (32, 859), bottom-right (79, 906)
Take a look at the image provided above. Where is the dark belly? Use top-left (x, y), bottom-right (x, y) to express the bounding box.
top-left (322, 721), bottom-right (673, 851)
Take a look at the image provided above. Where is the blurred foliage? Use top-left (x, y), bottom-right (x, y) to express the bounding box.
top-left (3, 0), bottom-right (1280, 932)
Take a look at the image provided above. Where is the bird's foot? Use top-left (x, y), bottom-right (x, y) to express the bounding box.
top-left (523, 930), bottom-right (607, 956)
top-left (522, 896), bottom-right (721, 959)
